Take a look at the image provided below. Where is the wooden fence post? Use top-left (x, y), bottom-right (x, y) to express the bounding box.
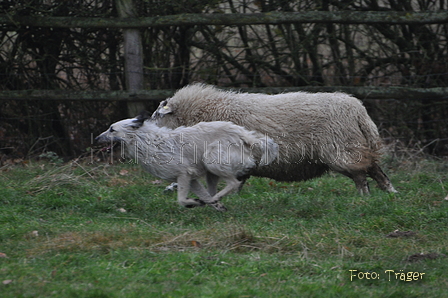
top-left (115, 0), bottom-right (146, 117)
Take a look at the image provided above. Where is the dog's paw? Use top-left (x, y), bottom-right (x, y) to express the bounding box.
top-left (209, 202), bottom-right (227, 212)
top-left (184, 198), bottom-right (206, 208)
top-left (164, 182), bottom-right (178, 193)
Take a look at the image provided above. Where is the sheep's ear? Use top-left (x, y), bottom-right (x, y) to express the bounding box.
top-left (158, 105), bottom-right (172, 115)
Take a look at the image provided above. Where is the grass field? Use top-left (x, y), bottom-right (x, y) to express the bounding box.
top-left (1, 155), bottom-right (447, 297)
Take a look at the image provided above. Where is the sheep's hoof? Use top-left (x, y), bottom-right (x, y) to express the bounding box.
top-left (389, 187), bottom-right (398, 193)
top-left (184, 198), bottom-right (205, 208)
top-left (210, 202), bottom-right (227, 212)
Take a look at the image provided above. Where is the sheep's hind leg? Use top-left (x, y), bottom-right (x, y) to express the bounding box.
top-left (368, 163), bottom-right (398, 193)
top-left (176, 175), bottom-right (205, 208)
top-left (352, 171), bottom-right (370, 195)
top-left (190, 179), bottom-right (227, 212)
top-left (335, 170), bottom-right (370, 195)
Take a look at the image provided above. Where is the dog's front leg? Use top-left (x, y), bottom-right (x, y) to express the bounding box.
top-left (206, 172), bottom-right (219, 196)
top-left (176, 174), bottom-right (205, 208)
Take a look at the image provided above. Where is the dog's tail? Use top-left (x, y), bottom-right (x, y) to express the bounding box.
top-left (239, 131), bottom-right (278, 167)
top-left (203, 123), bottom-right (279, 180)
top-left (256, 134), bottom-right (279, 166)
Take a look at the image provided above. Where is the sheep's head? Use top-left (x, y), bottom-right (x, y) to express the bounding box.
top-left (151, 98), bottom-right (181, 128)
top-left (152, 99), bottom-right (172, 117)
top-left (150, 83), bottom-right (215, 128)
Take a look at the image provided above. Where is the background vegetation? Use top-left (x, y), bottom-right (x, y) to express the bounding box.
top-left (1, 0), bottom-right (448, 160)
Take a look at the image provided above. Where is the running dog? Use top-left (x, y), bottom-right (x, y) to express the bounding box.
top-left (95, 112), bottom-right (278, 211)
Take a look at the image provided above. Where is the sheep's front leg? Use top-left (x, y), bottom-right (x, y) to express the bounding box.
top-left (176, 175), bottom-right (205, 208)
top-left (190, 179), bottom-right (227, 212)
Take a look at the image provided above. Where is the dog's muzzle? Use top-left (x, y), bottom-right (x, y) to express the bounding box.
top-left (95, 134), bottom-right (119, 152)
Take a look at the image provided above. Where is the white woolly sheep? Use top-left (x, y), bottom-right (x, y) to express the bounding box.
top-left (151, 83), bottom-right (397, 194)
top-left (96, 112), bottom-right (278, 211)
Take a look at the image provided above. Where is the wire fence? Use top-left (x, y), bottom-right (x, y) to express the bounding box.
top-left (1, 85), bottom-right (448, 163)
top-left (2, 71), bottom-right (448, 88)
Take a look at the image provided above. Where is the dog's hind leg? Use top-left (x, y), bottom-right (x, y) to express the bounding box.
top-left (190, 179), bottom-right (227, 212)
top-left (237, 174), bottom-right (250, 193)
top-left (209, 176), bottom-right (241, 207)
top-left (176, 174), bottom-right (205, 208)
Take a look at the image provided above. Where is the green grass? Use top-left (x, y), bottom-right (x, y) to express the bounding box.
top-left (1, 157), bottom-right (447, 297)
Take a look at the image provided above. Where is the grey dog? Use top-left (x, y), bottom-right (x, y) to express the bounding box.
top-left (96, 112), bottom-right (278, 211)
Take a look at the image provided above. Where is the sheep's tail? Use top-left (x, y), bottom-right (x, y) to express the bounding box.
top-left (357, 113), bottom-right (383, 159)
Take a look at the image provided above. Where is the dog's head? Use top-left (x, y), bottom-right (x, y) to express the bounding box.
top-left (95, 111), bottom-right (150, 145)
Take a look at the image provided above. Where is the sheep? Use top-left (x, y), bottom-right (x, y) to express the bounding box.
top-left (95, 112), bottom-right (279, 211)
top-left (151, 83), bottom-right (397, 194)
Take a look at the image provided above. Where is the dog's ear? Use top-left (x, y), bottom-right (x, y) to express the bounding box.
top-left (136, 110), bottom-right (150, 122)
top-left (132, 111), bottom-right (149, 128)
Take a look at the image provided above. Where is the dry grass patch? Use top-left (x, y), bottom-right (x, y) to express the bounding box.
top-left (25, 224), bottom-right (294, 257)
